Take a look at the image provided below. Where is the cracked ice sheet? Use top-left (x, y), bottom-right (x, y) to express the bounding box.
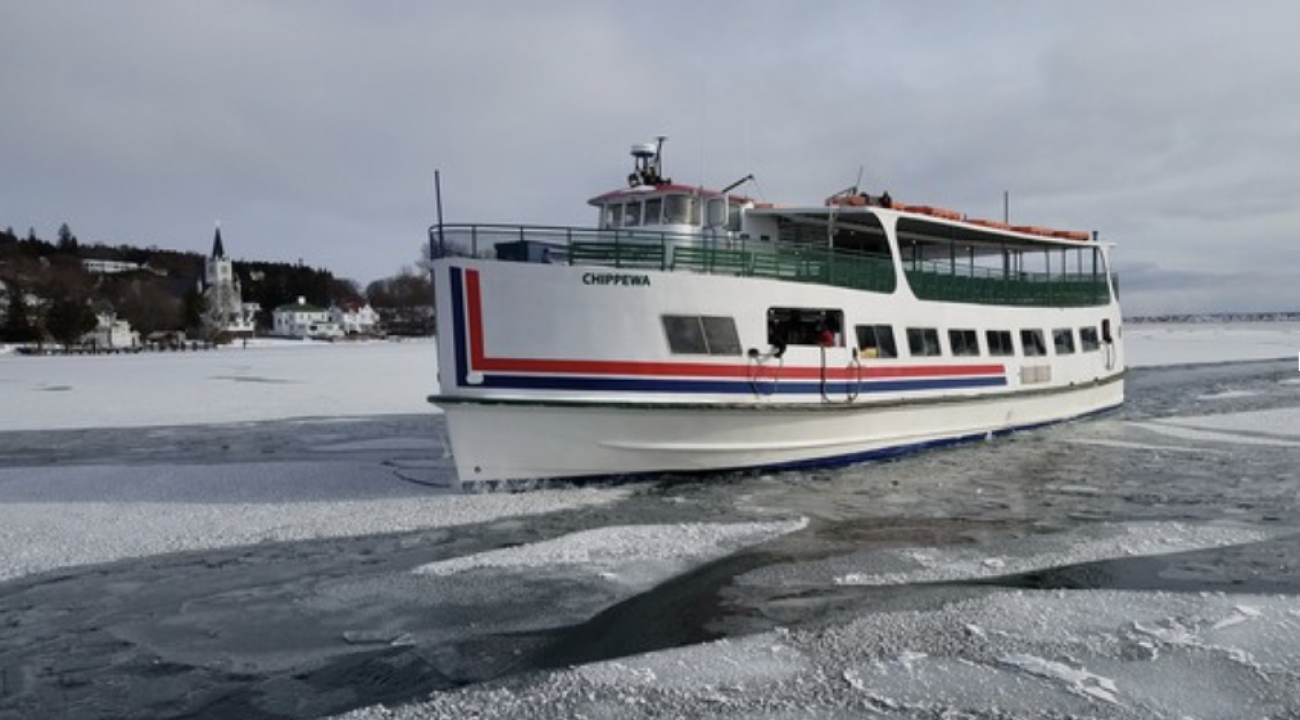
top-left (0, 462), bottom-right (632, 581)
top-left (736, 520), bottom-right (1286, 589)
top-left (813, 589), bottom-right (1300, 719)
top-left (414, 519), bottom-right (808, 583)
top-left (1129, 406), bottom-right (1300, 447)
top-left (331, 591), bottom-right (1300, 720)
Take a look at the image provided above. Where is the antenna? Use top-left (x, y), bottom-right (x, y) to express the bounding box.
top-left (721, 174), bottom-right (754, 195)
top-left (629, 138), bottom-right (671, 187)
top-left (435, 170), bottom-right (445, 257)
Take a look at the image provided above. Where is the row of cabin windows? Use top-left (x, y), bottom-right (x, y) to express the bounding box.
top-left (661, 310), bottom-right (1109, 359)
top-left (602, 195), bottom-right (743, 231)
top-left (858, 324), bottom-right (1106, 359)
top-left (605, 196), bottom-right (695, 228)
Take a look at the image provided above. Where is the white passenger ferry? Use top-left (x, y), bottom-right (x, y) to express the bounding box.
top-left (429, 140), bottom-right (1124, 482)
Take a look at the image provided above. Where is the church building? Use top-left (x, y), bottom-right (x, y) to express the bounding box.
top-left (200, 224), bottom-right (259, 340)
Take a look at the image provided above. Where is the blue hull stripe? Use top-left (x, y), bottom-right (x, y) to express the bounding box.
top-left (475, 374), bottom-right (1006, 394)
top-left (449, 267), bottom-right (469, 387)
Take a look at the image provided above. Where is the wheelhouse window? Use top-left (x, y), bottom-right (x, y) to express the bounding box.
top-left (644, 197), bottom-right (663, 226)
top-left (664, 194), bottom-right (701, 226)
top-left (1079, 326), bottom-right (1101, 352)
top-left (986, 330), bottom-right (1015, 357)
top-left (624, 201), bottom-right (642, 227)
top-left (662, 315), bottom-right (741, 356)
top-left (855, 324), bottom-right (898, 358)
top-left (1021, 329), bottom-right (1047, 357)
top-left (948, 329), bottom-right (980, 357)
top-left (907, 327), bottom-right (942, 357)
top-left (1053, 328), bottom-right (1076, 355)
top-left (604, 203), bottom-right (624, 228)
top-left (768, 307), bottom-right (844, 348)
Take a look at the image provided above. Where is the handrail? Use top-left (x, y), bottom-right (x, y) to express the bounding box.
top-left (432, 223), bottom-right (1113, 307)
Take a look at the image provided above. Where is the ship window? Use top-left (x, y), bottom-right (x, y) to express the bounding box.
top-left (664, 194), bottom-right (700, 225)
top-left (700, 316), bottom-right (742, 355)
top-left (907, 327), bottom-right (942, 357)
top-left (1021, 329), bottom-right (1047, 357)
top-left (604, 203), bottom-right (624, 228)
top-left (1053, 328), bottom-right (1076, 355)
top-left (948, 329), bottom-right (980, 356)
top-left (767, 307), bottom-right (844, 347)
top-left (728, 202), bottom-right (743, 232)
top-left (624, 201), bottom-right (642, 227)
top-left (854, 324), bottom-right (897, 358)
top-left (644, 198), bottom-right (663, 226)
top-left (1079, 326), bottom-right (1100, 351)
top-left (986, 330), bottom-right (1015, 357)
top-left (662, 315), bottom-right (741, 355)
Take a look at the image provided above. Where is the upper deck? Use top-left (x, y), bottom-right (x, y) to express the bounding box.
top-left (429, 140), bottom-right (1117, 309)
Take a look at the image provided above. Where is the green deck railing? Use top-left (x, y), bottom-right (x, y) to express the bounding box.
top-left (430, 224), bottom-right (1113, 307)
top-left (904, 258), bottom-right (1111, 307)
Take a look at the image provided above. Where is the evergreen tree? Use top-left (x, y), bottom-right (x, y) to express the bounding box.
top-left (57, 223), bottom-right (79, 253)
top-left (2, 281), bottom-right (38, 343)
top-left (182, 284), bottom-right (208, 333)
top-left (44, 298), bottom-right (97, 349)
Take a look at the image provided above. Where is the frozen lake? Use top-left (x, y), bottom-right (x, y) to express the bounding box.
top-left (2, 328), bottom-right (1299, 719)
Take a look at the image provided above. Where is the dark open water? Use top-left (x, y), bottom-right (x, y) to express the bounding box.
top-left (1, 359), bottom-right (1298, 719)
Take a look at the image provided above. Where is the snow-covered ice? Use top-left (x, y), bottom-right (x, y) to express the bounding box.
top-left (417, 519), bottom-right (807, 582)
top-left (1125, 320), bottom-right (1300, 367)
top-left (0, 461), bottom-right (630, 582)
top-left (823, 521), bottom-right (1288, 587)
top-left (0, 338), bottom-right (441, 432)
top-left (3, 325), bottom-right (1300, 720)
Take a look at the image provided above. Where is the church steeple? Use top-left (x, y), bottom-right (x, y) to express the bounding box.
top-left (211, 223), bottom-right (226, 259)
top-left (201, 222), bottom-right (254, 340)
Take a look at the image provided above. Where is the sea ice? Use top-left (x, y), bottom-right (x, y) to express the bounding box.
top-left (0, 461), bottom-right (631, 581)
top-left (415, 519), bottom-right (808, 579)
top-left (816, 521), bottom-right (1285, 588)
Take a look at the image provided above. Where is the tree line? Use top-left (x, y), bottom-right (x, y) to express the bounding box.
top-left (0, 224), bottom-right (433, 346)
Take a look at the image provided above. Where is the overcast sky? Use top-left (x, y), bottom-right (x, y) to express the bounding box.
top-left (3, 1), bottom-right (1298, 314)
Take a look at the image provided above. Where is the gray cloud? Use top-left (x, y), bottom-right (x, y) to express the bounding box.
top-left (2, 1), bottom-right (1298, 314)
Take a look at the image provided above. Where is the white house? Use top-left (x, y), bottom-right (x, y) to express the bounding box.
top-left (82, 258), bottom-right (147, 275)
top-left (329, 300), bottom-right (381, 336)
top-left (81, 311), bottom-right (140, 350)
top-left (272, 297), bottom-right (342, 339)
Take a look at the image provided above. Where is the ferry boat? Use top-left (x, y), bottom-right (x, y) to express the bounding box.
top-left (429, 139), bottom-right (1124, 482)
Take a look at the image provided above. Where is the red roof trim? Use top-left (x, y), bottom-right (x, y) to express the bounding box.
top-left (587, 185), bottom-right (753, 206)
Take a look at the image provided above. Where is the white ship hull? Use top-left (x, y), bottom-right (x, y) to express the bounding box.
top-left (432, 249), bottom-right (1124, 482)
top-left (440, 378), bottom-right (1121, 481)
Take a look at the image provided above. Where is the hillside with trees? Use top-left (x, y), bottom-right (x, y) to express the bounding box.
top-left (0, 224), bottom-right (433, 345)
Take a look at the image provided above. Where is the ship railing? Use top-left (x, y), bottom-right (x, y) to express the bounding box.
top-left (430, 224), bottom-right (898, 294)
top-left (429, 224), bottom-right (1112, 306)
top-left (904, 257), bottom-right (1112, 307)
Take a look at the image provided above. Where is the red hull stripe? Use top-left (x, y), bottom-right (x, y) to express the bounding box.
top-left (463, 268), bottom-right (1005, 381)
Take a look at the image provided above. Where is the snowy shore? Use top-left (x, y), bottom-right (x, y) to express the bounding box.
top-left (0, 338), bottom-right (441, 432)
